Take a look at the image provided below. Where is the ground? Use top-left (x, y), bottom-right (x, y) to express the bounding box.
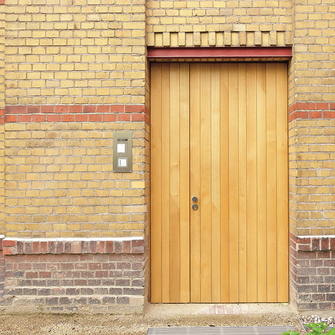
top-left (0, 311), bottom-right (303, 334)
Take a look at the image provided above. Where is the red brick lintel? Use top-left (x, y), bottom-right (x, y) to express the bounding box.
top-left (2, 105), bottom-right (150, 125)
top-left (289, 102), bottom-right (335, 122)
top-left (290, 232), bottom-right (335, 252)
top-left (2, 238), bottom-right (144, 256)
top-left (148, 47), bottom-right (292, 59)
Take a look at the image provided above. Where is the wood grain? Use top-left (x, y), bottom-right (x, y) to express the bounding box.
top-left (150, 62), bottom-right (288, 304)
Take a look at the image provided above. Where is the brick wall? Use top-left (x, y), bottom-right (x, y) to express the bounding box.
top-left (4, 105), bottom-right (149, 239)
top-left (290, 233), bottom-right (335, 310)
top-left (146, 0), bottom-right (292, 48)
top-left (5, 0), bottom-right (146, 106)
top-left (0, 238), bottom-right (144, 313)
top-left (288, 0), bottom-right (335, 237)
top-left (288, 114), bottom-right (335, 237)
top-left (0, 0), bottom-right (151, 314)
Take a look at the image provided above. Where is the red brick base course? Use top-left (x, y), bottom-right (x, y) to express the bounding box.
top-left (290, 233), bottom-right (335, 311)
top-left (0, 238), bottom-right (145, 314)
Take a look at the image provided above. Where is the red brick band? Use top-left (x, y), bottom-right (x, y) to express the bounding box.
top-left (290, 232), bottom-right (335, 252)
top-left (3, 239), bottom-right (144, 256)
top-left (289, 102), bottom-right (335, 122)
top-left (3, 105), bottom-right (150, 125)
top-left (148, 47), bottom-right (292, 59)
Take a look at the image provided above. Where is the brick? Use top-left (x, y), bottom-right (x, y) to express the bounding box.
top-left (102, 296), bottom-right (115, 304)
top-left (117, 297), bottom-right (129, 304)
top-left (61, 115), bottom-right (74, 122)
top-left (55, 106), bottom-right (69, 114)
top-left (41, 106), bottom-right (54, 113)
top-left (117, 114), bottom-right (130, 122)
top-left (88, 297), bottom-right (101, 305)
top-left (66, 288), bottom-right (80, 295)
top-left (3, 240), bottom-right (15, 247)
top-left (83, 106), bottom-right (96, 113)
top-left (45, 297), bottom-right (59, 305)
top-left (103, 115), bottom-right (116, 122)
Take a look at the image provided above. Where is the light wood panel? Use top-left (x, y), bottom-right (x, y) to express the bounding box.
top-left (220, 64), bottom-right (230, 303)
top-left (276, 63), bottom-right (289, 302)
top-left (190, 64), bottom-right (201, 303)
top-left (161, 63), bottom-right (170, 303)
top-left (179, 63), bottom-right (190, 303)
top-left (200, 64), bottom-right (212, 303)
top-left (228, 64), bottom-right (239, 303)
top-left (211, 64), bottom-right (221, 303)
top-left (150, 63), bottom-right (162, 303)
top-left (256, 63), bottom-right (267, 302)
top-left (151, 62), bottom-right (289, 304)
top-left (151, 63), bottom-right (190, 303)
top-left (246, 63), bottom-right (258, 302)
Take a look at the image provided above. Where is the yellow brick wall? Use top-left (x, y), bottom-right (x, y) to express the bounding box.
top-left (2, 0), bottom-right (335, 241)
top-left (2, 0), bottom-right (149, 238)
top-left (288, 0), bottom-right (335, 237)
top-left (146, 0), bottom-right (293, 47)
top-left (289, 119), bottom-right (335, 236)
top-left (4, 121), bottom-right (148, 238)
top-left (5, 0), bottom-right (146, 105)
top-left (290, 0), bottom-right (335, 105)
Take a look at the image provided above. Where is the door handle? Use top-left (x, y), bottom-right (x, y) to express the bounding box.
top-left (192, 196), bottom-right (198, 210)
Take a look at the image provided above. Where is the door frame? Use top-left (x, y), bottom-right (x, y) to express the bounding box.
top-left (148, 48), bottom-right (292, 305)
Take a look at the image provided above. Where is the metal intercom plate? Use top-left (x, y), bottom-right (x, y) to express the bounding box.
top-left (113, 132), bottom-right (132, 173)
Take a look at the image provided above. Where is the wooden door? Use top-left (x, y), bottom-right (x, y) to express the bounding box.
top-left (151, 62), bottom-right (288, 304)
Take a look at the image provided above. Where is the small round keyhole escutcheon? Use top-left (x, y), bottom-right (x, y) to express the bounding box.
top-left (192, 196), bottom-right (198, 203)
top-left (192, 204), bottom-right (198, 211)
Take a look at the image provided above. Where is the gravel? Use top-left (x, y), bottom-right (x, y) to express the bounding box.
top-left (300, 315), bottom-right (335, 334)
top-left (0, 312), bottom-right (303, 335)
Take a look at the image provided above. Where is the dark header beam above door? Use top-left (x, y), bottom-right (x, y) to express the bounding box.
top-left (147, 47), bottom-right (292, 59)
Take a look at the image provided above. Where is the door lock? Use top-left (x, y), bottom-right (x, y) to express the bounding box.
top-left (192, 204), bottom-right (198, 211)
top-left (192, 196), bottom-right (198, 203)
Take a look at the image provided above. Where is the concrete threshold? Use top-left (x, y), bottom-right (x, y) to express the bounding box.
top-left (145, 303), bottom-right (295, 316)
top-left (147, 326), bottom-right (292, 334)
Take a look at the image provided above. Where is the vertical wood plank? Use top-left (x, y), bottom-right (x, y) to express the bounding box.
top-left (238, 63), bottom-right (247, 302)
top-left (256, 63), bottom-right (267, 302)
top-left (161, 63), bottom-right (171, 303)
top-left (190, 63), bottom-right (201, 302)
top-left (220, 64), bottom-right (230, 303)
top-left (169, 63), bottom-right (180, 303)
top-left (211, 63), bottom-right (221, 302)
top-left (200, 63), bottom-right (212, 302)
top-left (179, 63), bottom-right (190, 303)
top-left (266, 63), bottom-right (277, 302)
top-left (150, 63), bottom-right (162, 303)
top-left (228, 63), bottom-right (239, 302)
top-left (276, 63), bottom-right (289, 302)
top-left (246, 63), bottom-right (258, 302)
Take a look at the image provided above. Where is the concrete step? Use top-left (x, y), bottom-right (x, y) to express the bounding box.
top-left (148, 326), bottom-right (293, 334)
